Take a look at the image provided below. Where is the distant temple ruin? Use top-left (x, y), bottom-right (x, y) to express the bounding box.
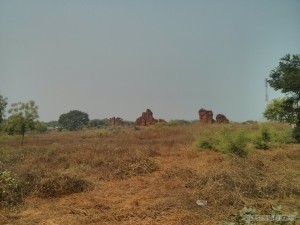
top-left (199, 108), bottom-right (214, 124)
top-left (216, 114), bottom-right (229, 124)
top-left (109, 117), bottom-right (123, 126)
top-left (136, 109), bottom-right (158, 126)
top-left (199, 108), bottom-right (229, 124)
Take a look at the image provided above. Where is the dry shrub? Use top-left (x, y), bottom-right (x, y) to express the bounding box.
top-left (37, 174), bottom-right (92, 198)
top-left (17, 171), bottom-right (41, 195)
top-left (158, 148), bottom-right (300, 223)
top-left (112, 158), bottom-right (159, 179)
top-left (84, 142), bottom-right (160, 180)
top-left (126, 158), bottom-right (158, 176)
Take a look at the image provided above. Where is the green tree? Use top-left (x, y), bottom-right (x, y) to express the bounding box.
top-left (0, 95), bottom-right (8, 124)
top-left (3, 101), bottom-right (39, 144)
top-left (58, 110), bottom-right (89, 131)
top-left (263, 97), bottom-right (297, 124)
top-left (267, 54), bottom-right (300, 142)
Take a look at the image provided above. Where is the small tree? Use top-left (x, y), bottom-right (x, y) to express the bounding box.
top-left (263, 97), bottom-right (297, 124)
top-left (58, 110), bottom-right (89, 131)
top-left (267, 54), bottom-right (300, 142)
top-left (3, 101), bottom-right (39, 145)
top-left (0, 95), bottom-right (8, 125)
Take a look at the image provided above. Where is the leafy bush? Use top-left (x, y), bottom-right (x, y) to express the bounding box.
top-left (272, 129), bottom-right (295, 144)
top-left (194, 136), bottom-right (216, 150)
top-left (253, 124), bottom-right (296, 148)
top-left (253, 125), bottom-right (272, 150)
top-left (218, 130), bottom-right (248, 157)
top-left (0, 170), bottom-right (22, 207)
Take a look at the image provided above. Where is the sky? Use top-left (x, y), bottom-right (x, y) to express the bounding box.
top-left (1, 0), bottom-right (300, 122)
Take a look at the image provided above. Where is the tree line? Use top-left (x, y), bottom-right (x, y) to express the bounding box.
top-left (1, 54), bottom-right (299, 143)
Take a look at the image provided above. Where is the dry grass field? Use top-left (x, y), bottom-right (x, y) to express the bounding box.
top-left (0, 123), bottom-right (299, 224)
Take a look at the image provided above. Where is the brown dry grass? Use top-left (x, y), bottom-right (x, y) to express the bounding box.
top-left (0, 123), bottom-right (299, 224)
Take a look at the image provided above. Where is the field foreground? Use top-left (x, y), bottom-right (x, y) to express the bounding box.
top-left (0, 123), bottom-right (299, 224)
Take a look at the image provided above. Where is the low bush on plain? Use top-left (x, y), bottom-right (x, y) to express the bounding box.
top-left (252, 124), bottom-right (297, 148)
top-left (217, 129), bottom-right (248, 157)
top-left (0, 170), bottom-right (22, 207)
top-left (253, 125), bottom-right (272, 150)
top-left (193, 136), bottom-right (215, 150)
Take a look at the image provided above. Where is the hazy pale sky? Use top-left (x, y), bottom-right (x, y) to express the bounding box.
top-left (1, 0), bottom-right (300, 122)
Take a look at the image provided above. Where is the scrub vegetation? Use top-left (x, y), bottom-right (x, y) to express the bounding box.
top-left (0, 122), bottom-right (299, 224)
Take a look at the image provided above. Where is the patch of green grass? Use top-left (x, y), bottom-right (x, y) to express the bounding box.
top-left (194, 123), bottom-right (296, 156)
top-left (194, 128), bottom-right (248, 157)
top-left (252, 124), bottom-right (295, 149)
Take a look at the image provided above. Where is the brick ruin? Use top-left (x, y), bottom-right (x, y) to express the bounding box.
top-left (199, 108), bottom-right (229, 124)
top-left (216, 114), bottom-right (229, 124)
top-left (199, 108), bottom-right (214, 124)
top-left (109, 117), bottom-right (123, 126)
top-left (109, 108), bottom-right (228, 126)
top-left (136, 109), bottom-right (158, 126)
